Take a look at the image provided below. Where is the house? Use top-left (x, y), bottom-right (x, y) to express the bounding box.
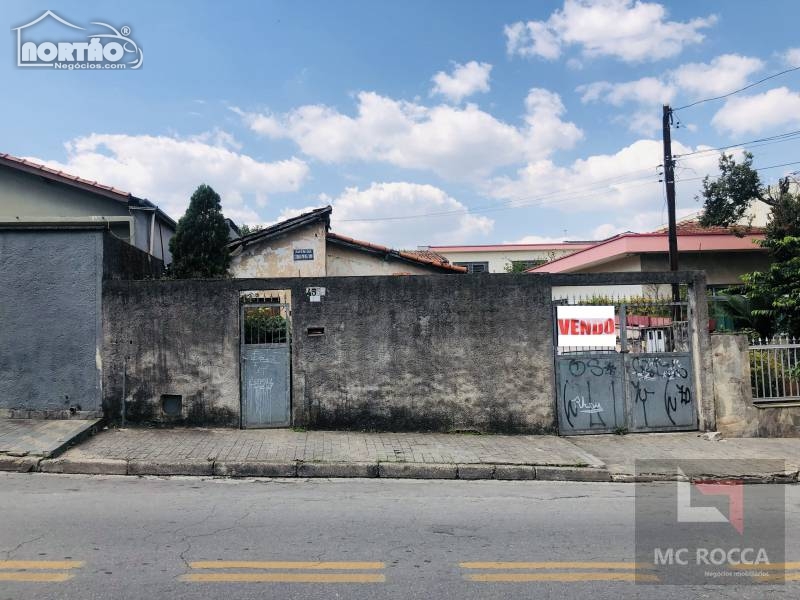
top-left (228, 206), bottom-right (466, 277)
top-left (0, 153), bottom-right (177, 419)
top-left (0, 153), bottom-right (176, 263)
top-left (529, 219), bottom-right (770, 298)
top-left (425, 241), bottom-right (595, 273)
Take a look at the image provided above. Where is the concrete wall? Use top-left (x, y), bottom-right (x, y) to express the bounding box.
top-left (229, 222), bottom-right (327, 278)
top-left (103, 274), bottom-right (557, 432)
top-left (712, 333), bottom-right (800, 437)
top-left (0, 230), bottom-right (103, 417)
top-left (326, 244), bottom-right (449, 276)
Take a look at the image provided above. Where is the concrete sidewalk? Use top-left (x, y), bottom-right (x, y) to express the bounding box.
top-left (17, 427), bottom-right (800, 482)
top-left (0, 418), bottom-right (102, 471)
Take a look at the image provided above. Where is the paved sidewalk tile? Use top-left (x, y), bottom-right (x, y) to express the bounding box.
top-left (569, 433), bottom-right (800, 478)
top-left (55, 428), bottom-right (602, 468)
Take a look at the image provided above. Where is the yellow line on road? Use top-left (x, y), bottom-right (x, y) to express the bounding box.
top-left (189, 561), bottom-right (385, 570)
top-left (466, 572), bottom-right (658, 583)
top-left (460, 562), bottom-right (646, 570)
top-left (0, 560), bottom-right (84, 570)
top-left (0, 572), bottom-right (74, 582)
top-left (180, 572), bottom-right (386, 583)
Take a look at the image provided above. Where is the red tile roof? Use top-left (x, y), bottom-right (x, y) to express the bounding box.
top-left (652, 217), bottom-right (765, 236)
top-left (0, 152), bottom-right (131, 200)
top-left (327, 232), bottom-right (467, 273)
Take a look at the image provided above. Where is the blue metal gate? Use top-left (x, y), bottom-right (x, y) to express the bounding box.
top-left (555, 300), bottom-right (697, 435)
top-left (241, 303), bottom-right (290, 428)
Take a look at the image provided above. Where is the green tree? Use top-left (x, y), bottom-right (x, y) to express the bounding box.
top-left (696, 152), bottom-right (798, 229)
top-left (168, 184), bottom-right (231, 278)
top-left (238, 223), bottom-right (264, 237)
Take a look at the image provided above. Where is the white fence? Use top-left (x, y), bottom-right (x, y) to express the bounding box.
top-left (749, 336), bottom-right (800, 402)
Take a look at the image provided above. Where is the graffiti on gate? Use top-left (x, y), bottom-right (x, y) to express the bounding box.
top-left (628, 356), bottom-right (693, 428)
top-left (558, 357), bottom-right (623, 432)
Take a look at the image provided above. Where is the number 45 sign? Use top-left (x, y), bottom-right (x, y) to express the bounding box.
top-left (305, 287), bottom-right (326, 303)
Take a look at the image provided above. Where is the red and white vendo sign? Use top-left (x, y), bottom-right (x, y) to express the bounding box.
top-left (556, 305), bottom-right (616, 348)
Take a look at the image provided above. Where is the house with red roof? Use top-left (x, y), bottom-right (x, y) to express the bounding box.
top-left (227, 206), bottom-right (466, 277)
top-left (529, 218), bottom-right (770, 298)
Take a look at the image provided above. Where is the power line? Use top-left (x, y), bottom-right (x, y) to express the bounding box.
top-left (674, 159), bottom-right (800, 184)
top-left (673, 65), bottom-right (800, 111)
top-left (338, 168), bottom-right (661, 223)
top-left (673, 129), bottom-right (800, 159)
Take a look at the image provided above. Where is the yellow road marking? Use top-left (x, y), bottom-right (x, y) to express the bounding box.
top-left (0, 560), bottom-right (84, 570)
top-left (189, 561), bottom-right (384, 570)
top-left (0, 572), bottom-right (74, 583)
top-left (466, 572), bottom-right (658, 583)
top-left (460, 562), bottom-right (646, 570)
top-left (180, 572), bottom-right (386, 583)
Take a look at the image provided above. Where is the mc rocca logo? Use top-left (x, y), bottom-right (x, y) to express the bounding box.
top-left (13, 10), bottom-right (142, 70)
top-left (676, 468), bottom-right (744, 534)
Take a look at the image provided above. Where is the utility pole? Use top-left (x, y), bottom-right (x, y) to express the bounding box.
top-left (662, 104), bottom-right (680, 304)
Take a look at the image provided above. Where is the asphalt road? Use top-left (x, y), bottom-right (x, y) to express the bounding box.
top-left (0, 473), bottom-right (797, 600)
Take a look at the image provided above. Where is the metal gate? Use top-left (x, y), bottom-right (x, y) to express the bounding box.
top-left (555, 300), bottom-right (697, 435)
top-left (240, 302), bottom-right (291, 428)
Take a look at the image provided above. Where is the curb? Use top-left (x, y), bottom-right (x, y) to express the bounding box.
top-left (7, 459), bottom-right (799, 483)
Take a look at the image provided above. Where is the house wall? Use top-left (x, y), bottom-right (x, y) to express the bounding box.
top-left (0, 229), bottom-right (103, 418)
top-left (641, 251), bottom-right (770, 287)
top-left (552, 255), bottom-right (646, 299)
top-left (326, 244), bottom-right (448, 276)
top-left (437, 248), bottom-right (578, 273)
top-left (229, 222), bottom-right (327, 278)
top-left (103, 274), bottom-right (558, 432)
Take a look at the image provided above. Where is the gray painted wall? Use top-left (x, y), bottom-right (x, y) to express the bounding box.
top-left (0, 230), bottom-right (103, 417)
top-left (103, 275), bottom-right (556, 432)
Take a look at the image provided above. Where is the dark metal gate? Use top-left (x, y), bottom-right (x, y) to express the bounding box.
top-left (555, 300), bottom-right (697, 435)
top-left (240, 302), bottom-right (291, 428)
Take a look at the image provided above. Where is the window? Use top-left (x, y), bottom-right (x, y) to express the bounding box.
top-left (454, 261), bottom-right (489, 274)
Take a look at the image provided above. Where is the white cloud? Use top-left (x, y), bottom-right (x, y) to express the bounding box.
top-left (591, 207), bottom-right (697, 238)
top-left (505, 234), bottom-right (568, 244)
top-left (293, 182), bottom-right (493, 248)
top-left (487, 138), bottom-right (721, 214)
top-left (431, 61), bottom-right (492, 103)
top-left (712, 87), bottom-right (800, 135)
top-left (237, 88), bottom-right (582, 181)
top-left (577, 53), bottom-right (763, 133)
top-left (578, 77), bottom-right (675, 106)
top-left (505, 0), bottom-right (716, 63)
top-left (505, 21), bottom-right (561, 60)
top-left (784, 47), bottom-right (800, 67)
top-left (29, 132), bottom-right (309, 224)
top-left (672, 54), bottom-right (763, 97)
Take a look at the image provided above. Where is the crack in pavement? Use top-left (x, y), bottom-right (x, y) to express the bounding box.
top-left (3, 533), bottom-right (44, 560)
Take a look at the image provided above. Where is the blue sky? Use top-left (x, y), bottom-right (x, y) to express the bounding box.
top-left (3, 0), bottom-right (800, 247)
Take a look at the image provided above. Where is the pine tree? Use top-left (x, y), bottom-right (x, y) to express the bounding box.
top-left (168, 184), bottom-right (231, 278)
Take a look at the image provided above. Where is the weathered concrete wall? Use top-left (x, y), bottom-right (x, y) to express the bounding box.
top-left (102, 281), bottom-right (240, 426)
top-left (103, 274), bottom-right (557, 432)
top-left (0, 230), bottom-right (103, 417)
top-left (712, 333), bottom-right (800, 437)
top-left (326, 244), bottom-right (449, 276)
top-left (229, 222), bottom-right (327, 278)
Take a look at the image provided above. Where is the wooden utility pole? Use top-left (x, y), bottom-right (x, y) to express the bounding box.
top-left (662, 104), bottom-right (680, 303)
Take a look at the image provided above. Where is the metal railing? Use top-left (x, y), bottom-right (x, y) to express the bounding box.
top-left (749, 336), bottom-right (800, 402)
